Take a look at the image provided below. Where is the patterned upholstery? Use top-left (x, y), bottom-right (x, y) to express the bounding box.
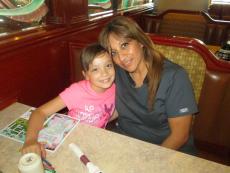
top-left (154, 44), bottom-right (206, 103)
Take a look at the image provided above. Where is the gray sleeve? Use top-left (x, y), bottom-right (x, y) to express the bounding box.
top-left (165, 68), bottom-right (198, 117)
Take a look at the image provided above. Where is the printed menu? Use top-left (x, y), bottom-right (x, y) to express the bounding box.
top-left (0, 107), bottom-right (79, 152)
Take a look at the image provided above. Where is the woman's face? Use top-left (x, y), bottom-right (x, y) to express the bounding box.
top-left (108, 33), bottom-right (145, 73)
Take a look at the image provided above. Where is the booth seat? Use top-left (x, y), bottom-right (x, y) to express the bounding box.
top-left (69, 34), bottom-right (230, 164)
top-left (208, 4), bottom-right (230, 21)
top-left (149, 34), bottom-right (230, 164)
top-left (140, 9), bottom-right (230, 46)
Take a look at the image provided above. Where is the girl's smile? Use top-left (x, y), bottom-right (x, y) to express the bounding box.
top-left (84, 52), bottom-right (115, 93)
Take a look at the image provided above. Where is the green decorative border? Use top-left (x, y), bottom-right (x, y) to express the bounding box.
top-left (0, 0), bottom-right (45, 16)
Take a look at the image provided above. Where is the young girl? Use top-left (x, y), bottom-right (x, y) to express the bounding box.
top-left (21, 43), bottom-right (117, 157)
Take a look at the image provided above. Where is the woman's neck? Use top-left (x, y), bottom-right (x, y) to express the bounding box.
top-left (129, 61), bottom-right (148, 87)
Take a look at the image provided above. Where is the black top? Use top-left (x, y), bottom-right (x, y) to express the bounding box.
top-left (115, 59), bottom-right (198, 155)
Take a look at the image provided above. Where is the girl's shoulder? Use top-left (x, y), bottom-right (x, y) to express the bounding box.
top-left (68, 80), bottom-right (88, 90)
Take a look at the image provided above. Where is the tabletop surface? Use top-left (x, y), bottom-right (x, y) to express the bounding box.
top-left (0, 102), bottom-right (229, 173)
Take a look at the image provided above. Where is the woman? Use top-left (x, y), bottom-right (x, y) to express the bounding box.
top-left (99, 16), bottom-right (198, 155)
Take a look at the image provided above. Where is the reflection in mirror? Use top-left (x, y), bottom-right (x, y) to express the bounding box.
top-left (88, 0), bottom-right (113, 19)
top-left (88, 0), bottom-right (153, 18)
top-left (0, 0), bottom-right (48, 36)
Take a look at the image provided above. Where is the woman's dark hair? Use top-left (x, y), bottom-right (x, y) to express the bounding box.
top-left (80, 42), bottom-right (108, 72)
top-left (99, 16), bottom-right (164, 110)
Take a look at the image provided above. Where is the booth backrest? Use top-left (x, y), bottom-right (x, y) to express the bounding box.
top-left (141, 10), bottom-right (230, 46)
top-left (149, 34), bottom-right (230, 161)
top-left (154, 44), bottom-right (206, 102)
top-left (158, 13), bottom-right (206, 43)
top-left (68, 42), bottom-right (85, 83)
top-left (208, 4), bottom-right (230, 21)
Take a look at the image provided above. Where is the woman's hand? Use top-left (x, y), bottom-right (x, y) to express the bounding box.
top-left (161, 115), bottom-right (193, 150)
top-left (21, 139), bottom-right (46, 158)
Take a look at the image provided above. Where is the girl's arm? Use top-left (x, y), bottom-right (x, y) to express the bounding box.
top-left (21, 96), bottom-right (66, 157)
top-left (161, 115), bottom-right (193, 150)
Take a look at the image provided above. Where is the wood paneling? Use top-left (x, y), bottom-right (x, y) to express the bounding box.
top-left (0, 36), bottom-right (70, 107)
top-left (46, 0), bottom-right (88, 25)
top-left (0, 2), bottom-right (153, 109)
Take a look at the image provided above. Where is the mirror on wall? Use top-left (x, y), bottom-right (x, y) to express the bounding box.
top-left (0, 0), bottom-right (48, 36)
top-left (0, 0), bottom-right (154, 36)
top-left (88, 0), bottom-right (153, 18)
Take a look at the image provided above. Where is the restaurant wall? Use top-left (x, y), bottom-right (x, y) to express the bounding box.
top-left (155, 0), bottom-right (209, 12)
top-left (0, 1), bottom-right (153, 109)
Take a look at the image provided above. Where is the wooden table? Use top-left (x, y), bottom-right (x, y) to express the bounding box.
top-left (0, 103), bottom-right (229, 173)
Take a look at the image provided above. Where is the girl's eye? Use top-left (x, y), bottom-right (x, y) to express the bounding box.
top-left (111, 51), bottom-right (117, 58)
top-left (106, 63), bottom-right (113, 68)
top-left (91, 68), bottom-right (98, 72)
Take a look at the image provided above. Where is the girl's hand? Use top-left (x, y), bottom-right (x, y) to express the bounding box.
top-left (20, 139), bottom-right (46, 158)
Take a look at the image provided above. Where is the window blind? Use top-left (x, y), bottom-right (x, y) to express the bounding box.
top-left (211, 0), bottom-right (230, 4)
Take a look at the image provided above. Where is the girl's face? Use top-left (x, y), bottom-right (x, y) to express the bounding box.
top-left (108, 33), bottom-right (145, 73)
top-left (83, 52), bottom-right (115, 93)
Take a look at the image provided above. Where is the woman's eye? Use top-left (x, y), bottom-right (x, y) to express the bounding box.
top-left (121, 42), bottom-right (128, 49)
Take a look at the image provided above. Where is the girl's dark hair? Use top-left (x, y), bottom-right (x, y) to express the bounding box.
top-left (80, 42), bottom-right (108, 72)
top-left (99, 16), bottom-right (164, 111)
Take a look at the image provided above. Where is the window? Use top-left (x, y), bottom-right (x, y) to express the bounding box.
top-left (210, 0), bottom-right (230, 4)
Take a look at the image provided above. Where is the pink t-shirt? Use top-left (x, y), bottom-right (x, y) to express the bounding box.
top-left (59, 80), bottom-right (115, 128)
